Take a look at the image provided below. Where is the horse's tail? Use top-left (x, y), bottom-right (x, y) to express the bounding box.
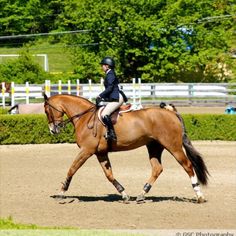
top-left (182, 133), bottom-right (209, 185)
top-left (176, 113), bottom-right (210, 185)
top-left (8, 104), bottom-right (19, 114)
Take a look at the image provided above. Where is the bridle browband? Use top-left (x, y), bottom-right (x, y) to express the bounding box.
top-left (45, 100), bottom-right (97, 129)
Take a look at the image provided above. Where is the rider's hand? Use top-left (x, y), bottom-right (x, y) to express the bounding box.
top-left (96, 96), bottom-right (102, 107)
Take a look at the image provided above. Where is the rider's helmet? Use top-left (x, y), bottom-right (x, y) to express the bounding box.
top-left (100, 57), bottom-right (115, 68)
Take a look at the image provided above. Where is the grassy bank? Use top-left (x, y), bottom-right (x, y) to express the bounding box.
top-left (0, 42), bottom-right (73, 73)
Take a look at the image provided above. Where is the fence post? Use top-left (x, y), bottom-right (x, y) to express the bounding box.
top-left (88, 79), bottom-right (92, 101)
top-left (150, 84), bottom-right (155, 97)
top-left (76, 79), bottom-right (80, 96)
top-left (25, 82), bottom-right (30, 104)
top-left (11, 82), bottom-right (15, 106)
top-left (1, 82), bottom-right (6, 108)
top-left (45, 80), bottom-right (51, 97)
top-left (132, 78), bottom-right (136, 105)
top-left (58, 80), bottom-right (62, 94)
top-left (137, 78), bottom-right (143, 108)
top-left (68, 80), bottom-right (71, 94)
top-left (188, 84), bottom-right (193, 105)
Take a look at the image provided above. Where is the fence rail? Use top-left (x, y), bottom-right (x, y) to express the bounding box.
top-left (1, 79), bottom-right (236, 108)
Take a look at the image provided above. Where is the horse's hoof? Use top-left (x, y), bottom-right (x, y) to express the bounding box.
top-left (122, 195), bottom-right (130, 204)
top-left (136, 194), bottom-right (145, 204)
top-left (197, 196), bottom-right (206, 203)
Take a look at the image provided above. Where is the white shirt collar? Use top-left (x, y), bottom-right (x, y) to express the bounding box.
top-left (106, 69), bottom-right (111, 74)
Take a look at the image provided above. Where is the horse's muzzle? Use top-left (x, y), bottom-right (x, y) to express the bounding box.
top-left (48, 123), bottom-right (60, 135)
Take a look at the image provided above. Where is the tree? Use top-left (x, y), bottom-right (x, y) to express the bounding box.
top-left (54, 0), bottom-right (235, 82)
top-left (0, 0), bottom-right (235, 82)
top-left (0, 48), bottom-right (50, 83)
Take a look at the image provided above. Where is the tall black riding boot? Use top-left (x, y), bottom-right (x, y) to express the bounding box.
top-left (102, 115), bottom-right (117, 141)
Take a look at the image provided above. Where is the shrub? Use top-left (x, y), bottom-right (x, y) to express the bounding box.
top-left (0, 114), bottom-right (75, 144)
top-left (0, 49), bottom-right (51, 84)
top-left (183, 114), bottom-right (236, 141)
top-left (0, 114), bottom-right (235, 144)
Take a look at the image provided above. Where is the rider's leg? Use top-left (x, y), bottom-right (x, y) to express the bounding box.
top-left (102, 95), bottom-right (123, 141)
top-left (102, 114), bottom-right (117, 141)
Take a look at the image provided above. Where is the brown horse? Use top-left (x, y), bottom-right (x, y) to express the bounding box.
top-left (44, 94), bottom-right (209, 203)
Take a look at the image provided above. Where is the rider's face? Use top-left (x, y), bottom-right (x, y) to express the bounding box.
top-left (101, 64), bottom-right (109, 72)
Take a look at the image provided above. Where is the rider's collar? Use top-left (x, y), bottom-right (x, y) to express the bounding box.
top-left (106, 69), bottom-right (111, 74)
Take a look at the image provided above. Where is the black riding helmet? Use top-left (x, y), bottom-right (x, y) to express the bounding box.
top-left (100, 56), bottom-right (115, 68)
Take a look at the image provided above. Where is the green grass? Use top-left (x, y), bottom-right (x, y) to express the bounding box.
top-left (0, 217), bottom-right (146, 236)
top-left (0, 217), bottom-right (49, 229)
top-left (0, 42), bottom-right (74, 73)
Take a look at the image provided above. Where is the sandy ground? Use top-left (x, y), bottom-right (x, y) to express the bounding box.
top-left (0, 141), bottom-right (235, 230)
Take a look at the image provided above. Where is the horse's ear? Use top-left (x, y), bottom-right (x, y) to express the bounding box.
top-left (43, 92), bottom-right (48, 101)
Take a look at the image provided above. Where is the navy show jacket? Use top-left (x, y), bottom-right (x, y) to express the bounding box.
top-left (99, 69), bottom-right (120, 101)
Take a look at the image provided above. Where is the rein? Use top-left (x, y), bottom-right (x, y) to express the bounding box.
top-left (45, 100), bottom-right (97, 129)
top-left (61, 106), bottom-right (96, 128)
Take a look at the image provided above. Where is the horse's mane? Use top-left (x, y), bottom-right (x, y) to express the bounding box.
top-left (51, 94), bottom-right (94, 106)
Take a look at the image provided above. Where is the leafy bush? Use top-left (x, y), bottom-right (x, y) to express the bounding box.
top-left (0, 114), bottom-right (75, 144)
top-left (184, 114), bottom-right (236, 141)
top-left (0, 114), bottom-right (235, 144)
top-left (0, 49), bottom-right (51, 84)
top-left (0, 108), bottom-right (8, 114)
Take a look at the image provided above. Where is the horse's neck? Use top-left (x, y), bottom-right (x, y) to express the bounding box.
top-left (62, 97), bottom-right (92, 117)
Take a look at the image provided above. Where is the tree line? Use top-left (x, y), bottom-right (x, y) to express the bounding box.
top-left (0, 0), bottom-right (235, 83)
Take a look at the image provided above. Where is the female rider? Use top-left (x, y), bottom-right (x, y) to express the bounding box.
top-left (96, 56), bottom-right (127, 141)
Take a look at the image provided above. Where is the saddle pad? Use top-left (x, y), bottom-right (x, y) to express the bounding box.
top-left (98, 103), bottom-right (133, 125)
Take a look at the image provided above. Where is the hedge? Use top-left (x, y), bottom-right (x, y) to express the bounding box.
top-left (0, 114), bottom-right (235, 144)
top-left (183, 114), bottom-right (236, 141)
top-left (0, 115), bottom-right (75, 144)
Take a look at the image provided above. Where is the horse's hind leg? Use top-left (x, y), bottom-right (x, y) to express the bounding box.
top-left (171, 148), bottom-right (205, 203)
top-left (136, 141), bottom-right (164, 203)
top-left (96, 154), bottom-right (130, 202)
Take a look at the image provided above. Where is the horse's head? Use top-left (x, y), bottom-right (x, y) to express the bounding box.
top-left (43, 93), bottom-right (65, 135)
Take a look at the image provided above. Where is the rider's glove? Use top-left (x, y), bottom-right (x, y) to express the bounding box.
top-left (96, 96), bottom-right (102, 107)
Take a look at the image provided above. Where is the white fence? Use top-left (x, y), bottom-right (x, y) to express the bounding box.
top-left (1, 79), bottom-right (236, 108)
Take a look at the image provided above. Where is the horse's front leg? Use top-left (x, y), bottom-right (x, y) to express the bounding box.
top-left (60, 148), bottom-right (92, 195)
top-left (96, 154), bottom-right (130, 203)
